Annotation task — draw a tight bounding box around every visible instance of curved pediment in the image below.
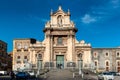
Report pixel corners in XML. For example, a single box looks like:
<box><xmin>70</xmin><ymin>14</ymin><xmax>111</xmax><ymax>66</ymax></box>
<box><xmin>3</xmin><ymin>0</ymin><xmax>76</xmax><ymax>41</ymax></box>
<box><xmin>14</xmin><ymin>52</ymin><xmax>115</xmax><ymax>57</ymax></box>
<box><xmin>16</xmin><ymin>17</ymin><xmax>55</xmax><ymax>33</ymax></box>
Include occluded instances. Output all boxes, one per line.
<box><xmin>51</xmin><ymin>6</ymin><xmax>70</xmax><ymax>16</ymax></box>
<box><xmin>45</xmin><ymin>6</ymin><xmax>74</xmax><ymax>28</ymax></box>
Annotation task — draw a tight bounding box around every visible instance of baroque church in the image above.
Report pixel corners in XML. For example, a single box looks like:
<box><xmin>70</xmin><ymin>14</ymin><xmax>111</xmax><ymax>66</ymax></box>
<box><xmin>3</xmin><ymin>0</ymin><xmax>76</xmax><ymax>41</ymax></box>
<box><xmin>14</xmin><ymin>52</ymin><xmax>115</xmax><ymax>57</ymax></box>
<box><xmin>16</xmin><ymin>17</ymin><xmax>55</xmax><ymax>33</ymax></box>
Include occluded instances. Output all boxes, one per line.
<box><xmin>13</xmin><ymin>6</ymin><xmax>120</xmax><ymax>72</ymax></box>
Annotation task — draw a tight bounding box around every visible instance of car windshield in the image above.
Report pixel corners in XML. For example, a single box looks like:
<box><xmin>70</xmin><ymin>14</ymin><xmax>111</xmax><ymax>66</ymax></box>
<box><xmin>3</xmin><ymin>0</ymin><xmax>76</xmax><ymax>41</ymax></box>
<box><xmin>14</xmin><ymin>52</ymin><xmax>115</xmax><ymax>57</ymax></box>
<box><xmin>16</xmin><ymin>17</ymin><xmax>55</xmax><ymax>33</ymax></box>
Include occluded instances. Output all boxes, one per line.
<box><xmin>17</xmin><ymin>72</ymin><xmax>25</xmax><ymax>74</ymax></box>
<box><xmin>103</xmin><ymin>72</ymin><xmax>112</xmax><ymax>75</ymax></box>
<box><xmin>29</xmin><ymin>71</ymin><xmax>33</xmax><ymax>73</ymax></box>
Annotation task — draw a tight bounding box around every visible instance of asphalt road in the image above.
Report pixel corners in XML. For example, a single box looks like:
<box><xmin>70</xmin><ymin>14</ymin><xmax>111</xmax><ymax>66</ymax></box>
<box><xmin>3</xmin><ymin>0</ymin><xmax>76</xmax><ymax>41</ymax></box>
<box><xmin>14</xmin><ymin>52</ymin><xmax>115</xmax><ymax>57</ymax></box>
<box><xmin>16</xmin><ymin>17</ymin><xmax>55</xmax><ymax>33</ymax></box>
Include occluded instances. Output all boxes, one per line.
<box><xmin>0</xmin><ymin>76</ymin><xmax>43</xmax><ymax>80</ymax></box>
<box><xmin>0</xmin><ymin>71</ymin><xmax>120</xmax><ymax>80</ymax></box>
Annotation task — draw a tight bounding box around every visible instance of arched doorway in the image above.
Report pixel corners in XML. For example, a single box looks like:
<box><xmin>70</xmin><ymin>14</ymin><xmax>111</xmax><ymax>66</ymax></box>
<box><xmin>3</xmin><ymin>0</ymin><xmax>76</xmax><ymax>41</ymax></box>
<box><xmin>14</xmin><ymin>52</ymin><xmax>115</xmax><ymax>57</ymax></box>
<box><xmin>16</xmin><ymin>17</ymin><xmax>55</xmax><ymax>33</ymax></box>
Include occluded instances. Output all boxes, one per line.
<box><xmin>36</xmin><ymin>53</ymin><xmax>43</xmax><ymax>71</ymax></box>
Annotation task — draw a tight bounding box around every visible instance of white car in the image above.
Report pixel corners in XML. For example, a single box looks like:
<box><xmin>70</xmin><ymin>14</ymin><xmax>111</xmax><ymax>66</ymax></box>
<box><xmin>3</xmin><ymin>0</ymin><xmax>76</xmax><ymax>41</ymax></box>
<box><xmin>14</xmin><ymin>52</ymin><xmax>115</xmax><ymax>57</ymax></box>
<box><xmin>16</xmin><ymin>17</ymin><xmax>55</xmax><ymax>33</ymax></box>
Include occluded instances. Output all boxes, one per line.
<box><xmin>116</xmin><ymin>72</ymin><xmax>120</xmax><ymax>76</ymax></box>
<box><xmin>0</xmin><ymin>71</ymin><xmax>7</xmax><ymax>75</ymax></box>
<box><xmin>28</xmin><ymin>71</ymin><xmax>35</xmax><ymax>77</ymax></box>
<box><xmin>98</xmin><ymin>72</ymin><xmax>114</xmax><ymax>80</ymax></box>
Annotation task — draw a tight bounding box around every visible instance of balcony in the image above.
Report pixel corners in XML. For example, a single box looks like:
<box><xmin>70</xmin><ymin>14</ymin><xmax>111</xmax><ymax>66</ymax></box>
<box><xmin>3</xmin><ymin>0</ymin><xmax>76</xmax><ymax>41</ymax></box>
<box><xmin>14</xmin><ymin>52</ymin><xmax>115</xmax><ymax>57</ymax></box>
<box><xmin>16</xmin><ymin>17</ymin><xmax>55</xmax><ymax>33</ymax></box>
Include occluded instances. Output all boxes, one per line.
<box><xmin>53</xmin><ymin>44</ymin><xmax>67</xmax><ymax>47</ymax></box>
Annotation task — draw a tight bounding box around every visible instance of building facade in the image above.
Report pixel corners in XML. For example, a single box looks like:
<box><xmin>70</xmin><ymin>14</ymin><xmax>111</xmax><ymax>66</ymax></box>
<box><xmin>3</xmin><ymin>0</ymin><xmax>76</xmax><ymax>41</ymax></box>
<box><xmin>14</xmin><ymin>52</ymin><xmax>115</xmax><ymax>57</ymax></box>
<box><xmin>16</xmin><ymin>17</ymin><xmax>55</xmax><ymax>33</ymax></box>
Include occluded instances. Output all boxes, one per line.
<box><xmin>92</xmin><ymin>48</ymin><xmax>120</xmax><ymax>72</ymax></box>
<box><xmin>13</xmin><ymin>6</ymin><xmax>120</xmax><ymax>72</ymax></box>
<box><xmin>0</xmin><ymin>40</ymin><xmax>7</xmax><ymax>70</ymax></box>
<box><xmin>0</xmin><ymin>40</ymin><xmax>7</xmax><ymax>57</ymax></box>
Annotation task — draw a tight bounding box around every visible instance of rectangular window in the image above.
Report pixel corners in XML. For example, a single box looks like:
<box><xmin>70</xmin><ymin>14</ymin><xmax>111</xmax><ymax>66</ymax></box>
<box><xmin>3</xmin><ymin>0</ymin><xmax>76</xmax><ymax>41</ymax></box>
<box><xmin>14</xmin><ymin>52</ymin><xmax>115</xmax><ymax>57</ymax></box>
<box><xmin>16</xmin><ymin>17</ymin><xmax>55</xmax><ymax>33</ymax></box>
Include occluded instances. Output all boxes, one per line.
<box><xmin>17</xmin><ymin>50</ymin><xmax>21</xmax><ymax>52</ymax></box>
<box><xmin>95</xmin><ymin>61</ymin><xmax>97</xmax><ymax>66</ymax></box>
<box><xmin>106</xmin><ymin>67</ymin><xmax>109</xmax><ymax>71</ymax></box>
<box><xmin>94</xmin><ymin>52</ymin><xmax>98</xmax><ymax>58</ymax></box>
<box><xmin>16</xmin><ymin>61</ymin><xmax>21</xmax><ymax>64</ymax></box>
<box><xmin>24</xmin><ymin>49</ymin><xmax>28</xmax><ymax>52</ymax></box>
<box><xmin>118</xmin><ymin>61</ymin><xmax>120</xmax><ymax>66</ymax></box>
<box><xmin>0</xmin><ymin>44</ymin><xmax>2</xmax><ymax>49</ymax></box>
<box><xmin>17</xmin><ymin>56</ymin><xmax>20</xmax><ymax>59</ymax></box>
<box><xmin>58</xmin><ymin>37</ymin><xmax>62</xmax><ymax>44</ymax></box>
<box><xmin>24</xmin><ymin>56</ymin><xmax>27</xmax><ymax>59</ymax></box>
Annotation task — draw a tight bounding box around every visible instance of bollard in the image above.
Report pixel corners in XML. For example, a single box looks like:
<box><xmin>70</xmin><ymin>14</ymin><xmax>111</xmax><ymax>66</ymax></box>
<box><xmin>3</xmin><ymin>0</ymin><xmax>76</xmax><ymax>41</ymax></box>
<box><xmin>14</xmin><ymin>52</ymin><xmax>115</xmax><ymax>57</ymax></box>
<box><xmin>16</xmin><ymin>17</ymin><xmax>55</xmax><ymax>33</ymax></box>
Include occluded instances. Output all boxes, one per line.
<box><xmin>44</xmin><ymin>73</ymin><xmax>47</xmax><ymax>78</ymax></box>
<box><xmin>73</xmin><ymin>73</ymin><xmax>75</xmax><ymax>78</ymax></box>
<box><xmin>81</xmin><ymin>73</ymin><xmax>84</xmax><ymax>78</ymax></box>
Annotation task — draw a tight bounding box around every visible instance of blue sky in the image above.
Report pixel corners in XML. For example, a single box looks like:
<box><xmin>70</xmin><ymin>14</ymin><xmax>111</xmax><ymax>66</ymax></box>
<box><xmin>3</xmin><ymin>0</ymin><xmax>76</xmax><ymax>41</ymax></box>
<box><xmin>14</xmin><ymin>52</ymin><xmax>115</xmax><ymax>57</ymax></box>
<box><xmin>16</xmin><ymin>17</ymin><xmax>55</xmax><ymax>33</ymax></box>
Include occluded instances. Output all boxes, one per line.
<box><xmin>0</xmin><ymin>0</ymin><xmax>120</xmax><ymax>52</ymax></box>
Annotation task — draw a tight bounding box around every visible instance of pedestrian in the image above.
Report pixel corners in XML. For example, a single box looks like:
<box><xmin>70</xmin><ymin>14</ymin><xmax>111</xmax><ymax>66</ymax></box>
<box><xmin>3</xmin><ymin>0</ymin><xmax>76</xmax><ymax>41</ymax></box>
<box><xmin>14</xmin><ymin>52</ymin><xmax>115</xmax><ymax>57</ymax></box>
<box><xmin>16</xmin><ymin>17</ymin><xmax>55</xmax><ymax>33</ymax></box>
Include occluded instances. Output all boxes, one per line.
<box><xmin>60</xmin><ymin>64</ymin><xmax>62</xmax><ymax>69</ymax></box>
<box><xmin>10</xmin><ymin>71</ymin><xmax>15</xmax><ymax>80</ymax></box>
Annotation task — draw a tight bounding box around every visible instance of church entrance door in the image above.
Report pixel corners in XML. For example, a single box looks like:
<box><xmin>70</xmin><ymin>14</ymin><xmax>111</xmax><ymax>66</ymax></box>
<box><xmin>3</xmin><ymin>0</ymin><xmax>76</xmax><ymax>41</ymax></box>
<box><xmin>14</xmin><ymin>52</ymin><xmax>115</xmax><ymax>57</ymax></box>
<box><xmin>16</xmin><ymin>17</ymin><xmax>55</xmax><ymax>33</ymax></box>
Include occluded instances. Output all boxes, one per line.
<box><xmin>56</xmin><ymin>55</ymin><xmax>64</xmax><ymax>69</ymax></box>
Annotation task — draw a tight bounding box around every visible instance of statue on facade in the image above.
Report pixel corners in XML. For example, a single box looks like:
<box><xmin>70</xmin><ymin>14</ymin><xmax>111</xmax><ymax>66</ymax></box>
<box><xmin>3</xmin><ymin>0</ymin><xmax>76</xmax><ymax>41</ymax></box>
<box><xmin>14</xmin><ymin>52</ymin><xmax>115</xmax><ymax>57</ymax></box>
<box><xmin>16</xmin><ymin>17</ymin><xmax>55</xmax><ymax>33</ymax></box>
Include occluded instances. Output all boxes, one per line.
<box><xmin>57</xmin><ymin>15</ymin><xmax>62</xmax><ymax>27</ymax></box>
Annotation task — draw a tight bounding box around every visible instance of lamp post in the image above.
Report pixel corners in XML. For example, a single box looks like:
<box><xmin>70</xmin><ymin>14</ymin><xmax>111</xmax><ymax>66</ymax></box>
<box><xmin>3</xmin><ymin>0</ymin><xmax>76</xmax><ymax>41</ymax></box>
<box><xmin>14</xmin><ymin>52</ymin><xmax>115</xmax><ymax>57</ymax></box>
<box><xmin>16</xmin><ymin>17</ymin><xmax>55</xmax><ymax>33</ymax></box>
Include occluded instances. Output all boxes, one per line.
<box><xmin>78</xmin><ymin>53</ymin><xmax>83</xmax><ymax>75</ymax></box>
<box><xmin>37</xmin><ymin>59</ymin><xmax>39</xmax><ymax>74</ymax></box>
<box><xmin>37</xmin><ymin>54</ymin><xmax>42</xmax><ymax>76</ymax></box>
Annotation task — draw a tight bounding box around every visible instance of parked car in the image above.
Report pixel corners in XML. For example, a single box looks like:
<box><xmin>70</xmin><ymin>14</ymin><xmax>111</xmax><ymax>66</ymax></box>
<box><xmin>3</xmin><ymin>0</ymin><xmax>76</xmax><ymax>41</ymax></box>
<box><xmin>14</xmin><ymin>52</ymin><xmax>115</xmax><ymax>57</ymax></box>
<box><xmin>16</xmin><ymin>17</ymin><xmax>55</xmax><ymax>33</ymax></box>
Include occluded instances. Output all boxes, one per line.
<box><xmin>109</xmin><ymin>71</ymin><xmax>117</xmax><ymax>76</ymax></box>
<box><xmin>28</xmin><ymin>71</ymin><xmax>35</xmax><ymax>77</ymax></box>
<box><xmin>13</xmin><ymin>71</ymin><xmax>18</xmax><ymax>75</ymax></box>
<box><xmin>15</xmin><ymin>72</ymin><xmax>30</xmax><ymax>79</ymax></box>
<box><xmin>0</xmin><ymin>71</ymin><xmax>7</xmax><ymax>76</ymax></box>
<box><xmin>116</xmin><ymin>72</ymin><xmax>120</xmax><ymax>76</ymax></box>
<box><xmin>98</xmin><ymin>72</ymin><xmax>114</xmax><ymax>80</ymax></box>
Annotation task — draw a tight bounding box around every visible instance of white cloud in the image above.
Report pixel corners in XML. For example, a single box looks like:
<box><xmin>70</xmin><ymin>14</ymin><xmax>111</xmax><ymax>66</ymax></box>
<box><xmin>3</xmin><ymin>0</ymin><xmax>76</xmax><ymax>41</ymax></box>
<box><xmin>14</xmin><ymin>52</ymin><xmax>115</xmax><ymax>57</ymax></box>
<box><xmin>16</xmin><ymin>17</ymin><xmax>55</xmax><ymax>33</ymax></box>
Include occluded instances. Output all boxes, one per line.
<box><xmin>111</xmin><ymin>0</ymin><xmax>120</xmax><ymax>8</ymax></box>
<box><xmin>81</xmin><ymin>14</ymin><xmax>96</xmax><ymax>24</ymax></box>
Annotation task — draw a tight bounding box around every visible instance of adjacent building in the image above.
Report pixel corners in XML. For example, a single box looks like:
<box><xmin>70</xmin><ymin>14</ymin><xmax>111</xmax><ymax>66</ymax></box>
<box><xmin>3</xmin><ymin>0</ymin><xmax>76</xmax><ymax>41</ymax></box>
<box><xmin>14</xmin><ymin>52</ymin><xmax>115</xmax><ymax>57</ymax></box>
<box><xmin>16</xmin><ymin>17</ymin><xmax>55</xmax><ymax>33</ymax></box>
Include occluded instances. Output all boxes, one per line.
<box><xmin>92</xmin><ymin>48</ymin><xmax>120</xmax><ymax>72</ymax></box>
<box><xmin>0</xmin><ymin>40</ymin><xmax>7</xmax><ymax>70</ymax></box>
<box><xmin>12</xmin><ymin>6</ymin><xmax>120</xmax><ymax>72</ymax></box>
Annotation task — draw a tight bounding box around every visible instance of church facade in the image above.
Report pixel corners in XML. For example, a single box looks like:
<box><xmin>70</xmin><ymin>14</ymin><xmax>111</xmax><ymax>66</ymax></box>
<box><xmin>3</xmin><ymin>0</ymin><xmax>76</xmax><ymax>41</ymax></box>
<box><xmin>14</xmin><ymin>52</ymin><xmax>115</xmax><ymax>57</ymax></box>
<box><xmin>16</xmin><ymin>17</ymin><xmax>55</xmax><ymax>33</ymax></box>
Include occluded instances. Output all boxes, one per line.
<box><xmin>12</xmin><ymin>6</ymin><xmax>120</xmax><ymax>72</ymax></box>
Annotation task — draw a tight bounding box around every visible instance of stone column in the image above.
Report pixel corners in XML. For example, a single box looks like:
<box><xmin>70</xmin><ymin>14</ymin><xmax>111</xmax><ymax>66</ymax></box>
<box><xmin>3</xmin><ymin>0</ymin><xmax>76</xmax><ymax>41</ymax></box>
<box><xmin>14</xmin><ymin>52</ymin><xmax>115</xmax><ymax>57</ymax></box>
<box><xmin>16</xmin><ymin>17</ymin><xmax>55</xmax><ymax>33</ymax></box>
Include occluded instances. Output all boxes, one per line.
<box><xmin>50</xmin><ymin>35</ymin><xmax>53</xmax><ymax>62</ymax></box>
<box><xmin>67</xmin><ymin>35</ymin><xmax>73</xmax><ymax>62</ymax></box>
<box><xmin>44</xmin><ymin>35</ymin><xmax>51</xmax><ymax>66</ymax></box>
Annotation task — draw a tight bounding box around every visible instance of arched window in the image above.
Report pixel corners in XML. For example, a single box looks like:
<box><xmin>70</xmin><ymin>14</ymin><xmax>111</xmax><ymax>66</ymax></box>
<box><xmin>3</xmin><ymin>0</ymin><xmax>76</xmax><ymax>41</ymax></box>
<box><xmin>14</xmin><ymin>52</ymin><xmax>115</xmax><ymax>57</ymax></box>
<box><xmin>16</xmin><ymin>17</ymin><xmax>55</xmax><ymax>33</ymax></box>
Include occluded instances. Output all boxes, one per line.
<box><xmin>95</xmin><ymin>61</ymin><xmax>97</xmax><ymax>66</ymax></box>
<box><xmin>105</xmin><ymin>61</ymin><xmax>109</xmax><ymax>71</ymax></box>
<box><xmin>38</xmin><ymin>54</ymin><xmax>42</xmax><ymax>59</ymax></box>
<box><xmin>106</xmin><ymin>52</ymin><xmax>108</xmax><ymax>57</ymax></box>
<box><xmin>17</xmin><ymin>43</ymin><xmax>21</xmax><ymax>49</ymax></box>
<box><xmin>24</xmin><ymin>43</ymin><xmax>28</xmax><ymax>50</ymax></box>
<box><xmin>118</xmin><ymin>61</ymin><xmax>120</xmax><ymax>66</ymax></box>
<box><xmin>77</xmin><ymin>53</ymin><xmax>82</xmax><ymax>59</ymax></box>
<box><xmin>94</xmin><ymin>52</ymin><xmax>97</xmax><ymax>57</ymax></box>
<box><xmin>117</xmin><ymin>61</ymin><xmax>120</xmax><ymax>72</ymax></box>
<box><xmin>106</xmin><ymin>61</ymin><xmax>109</xmax><ymax>66</ymax></box>
<box><xmin>117</xmin><ymin>52</ymin><xmax>120</xmax><ymax>57</ymax></box>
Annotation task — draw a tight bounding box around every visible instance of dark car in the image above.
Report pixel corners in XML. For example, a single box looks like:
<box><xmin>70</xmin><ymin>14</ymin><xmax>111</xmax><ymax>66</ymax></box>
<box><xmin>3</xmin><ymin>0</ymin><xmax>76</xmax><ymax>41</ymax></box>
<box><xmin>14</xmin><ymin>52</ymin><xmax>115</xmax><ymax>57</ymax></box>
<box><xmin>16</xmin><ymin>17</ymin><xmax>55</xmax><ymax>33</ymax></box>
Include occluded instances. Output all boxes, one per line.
<box><xmin>109</xmin><ymin>71</ymin><xmax>117</xmax><ymax>76</ymax></box>
<box><xmin>15</xmin><ymin>72</ymin><xmax>30</xmax><ymax>79</ymax></box>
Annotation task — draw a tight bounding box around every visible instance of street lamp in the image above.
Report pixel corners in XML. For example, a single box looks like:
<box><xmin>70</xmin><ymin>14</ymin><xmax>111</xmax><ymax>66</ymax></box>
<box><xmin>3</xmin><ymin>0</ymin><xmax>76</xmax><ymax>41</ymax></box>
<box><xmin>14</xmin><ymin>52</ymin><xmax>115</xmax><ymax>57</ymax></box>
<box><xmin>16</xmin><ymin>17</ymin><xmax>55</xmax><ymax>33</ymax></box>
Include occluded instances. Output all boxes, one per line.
<box><xmin>37</xmin><ymin>54</ymin><xmax>42</xmax><ymax>75</ymax></box>
<box><xmin>78</xmin><ymin>53</ymin><xmax>83</xmax><ymax>75</ymax></box>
